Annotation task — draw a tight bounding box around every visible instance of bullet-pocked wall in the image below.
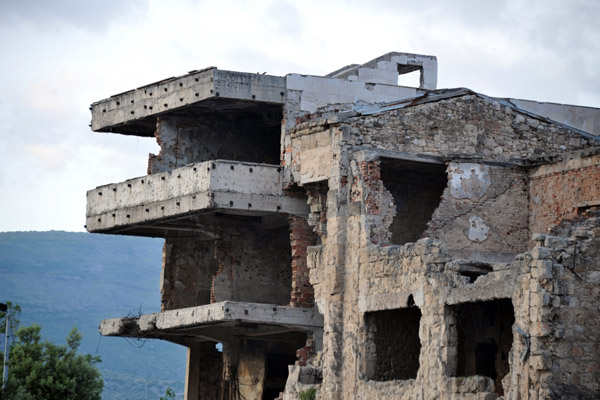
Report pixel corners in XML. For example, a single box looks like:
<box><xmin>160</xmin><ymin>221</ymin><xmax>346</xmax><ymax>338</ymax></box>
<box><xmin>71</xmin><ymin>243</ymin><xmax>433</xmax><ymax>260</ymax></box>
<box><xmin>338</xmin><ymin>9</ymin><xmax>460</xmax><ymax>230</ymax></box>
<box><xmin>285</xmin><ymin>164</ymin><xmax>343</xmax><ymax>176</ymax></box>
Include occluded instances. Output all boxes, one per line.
<box><xmin>161</xmin><ymin>218</ymin><xmax>294</xmax><ymax>309</ymax></box>
<box><xmin>149</xmin><ymin>108</ymin><xmax>282</xmax><ymax>174</ymax></box>
<box><xmin>212</xmin><ymin>224</ymin><xmax>292</xmax><ymax>305</ymax></box>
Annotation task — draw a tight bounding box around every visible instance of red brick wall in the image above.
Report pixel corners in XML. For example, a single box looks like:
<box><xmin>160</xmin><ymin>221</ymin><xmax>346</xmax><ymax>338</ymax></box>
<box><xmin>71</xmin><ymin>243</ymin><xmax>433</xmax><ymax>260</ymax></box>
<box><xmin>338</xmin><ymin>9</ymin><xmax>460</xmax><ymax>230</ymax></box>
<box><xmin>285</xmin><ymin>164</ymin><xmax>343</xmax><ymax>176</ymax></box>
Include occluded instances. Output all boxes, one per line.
<box><xmin>351</xmin><ymin>161</ymin><xmax>383</xmax><ymax>215</ymax></box>
<box><xmin>296</xmin><ymin>332</ymin><xmax>316</xmax><ymax>366</ymax></box>
<box><xmin>530</xmin><ymin>155</ymin><xmax>600</xmax><ymax>235</ymax></box>
<box><xmin>289</xmin><ymin>216</ymin><xmax>317</xmax><ymax>308</ymax></box>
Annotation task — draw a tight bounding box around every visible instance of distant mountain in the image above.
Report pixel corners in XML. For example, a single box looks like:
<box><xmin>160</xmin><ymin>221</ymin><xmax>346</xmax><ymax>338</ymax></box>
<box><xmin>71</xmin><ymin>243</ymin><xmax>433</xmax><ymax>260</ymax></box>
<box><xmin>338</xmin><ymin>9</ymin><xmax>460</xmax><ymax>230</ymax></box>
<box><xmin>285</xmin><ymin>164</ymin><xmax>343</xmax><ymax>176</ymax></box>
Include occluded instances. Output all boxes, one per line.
<box><xmin>0</xmin><ymin>231</ymin><xmax>187</xmax><ymax>400</ymax></box>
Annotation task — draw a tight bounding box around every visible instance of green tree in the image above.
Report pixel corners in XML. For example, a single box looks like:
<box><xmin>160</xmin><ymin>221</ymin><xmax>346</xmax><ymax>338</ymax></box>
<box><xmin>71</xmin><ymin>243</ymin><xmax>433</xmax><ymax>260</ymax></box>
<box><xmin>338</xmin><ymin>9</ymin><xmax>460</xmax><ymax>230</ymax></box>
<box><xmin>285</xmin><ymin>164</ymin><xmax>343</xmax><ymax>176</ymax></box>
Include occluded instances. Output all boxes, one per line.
<box><xmin>0</xmin><ymin>302</ymin><xmax>21</xmax><ymax>336</ymax></box>
<box><xmin>159</xmin><ymin>387</ymin><xmax>176</xmax><ymax>400</ymax></box>
<box><xmin>0</xmin><ymin>305</ymin><xmax>103</xmax><ymax>400</ymax></box>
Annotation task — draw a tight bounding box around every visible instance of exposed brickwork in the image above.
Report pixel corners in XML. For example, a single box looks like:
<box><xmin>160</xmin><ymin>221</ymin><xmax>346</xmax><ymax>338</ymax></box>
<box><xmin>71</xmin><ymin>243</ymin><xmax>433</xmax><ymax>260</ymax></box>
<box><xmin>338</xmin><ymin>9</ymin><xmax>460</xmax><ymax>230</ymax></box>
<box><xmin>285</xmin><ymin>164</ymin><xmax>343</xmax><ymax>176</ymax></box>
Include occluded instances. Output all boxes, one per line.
<box><xmin>530</xmin><ymin>154</ymin><xmax>600</xmax><ymax>235</ymax></box>
<box><xmin>289</xmin><ymin>216</ymin><xmax>317</xmax><ymax>308</ymax></box>
<box><xmin>357</xmin><ymin>161</ymin><xmax>382</xmax><ymax>215</ymax></box>
<box><xmin>295</xmin><ymin>333</ymin><xmax>316</xmax><ymax>366</ymax></box>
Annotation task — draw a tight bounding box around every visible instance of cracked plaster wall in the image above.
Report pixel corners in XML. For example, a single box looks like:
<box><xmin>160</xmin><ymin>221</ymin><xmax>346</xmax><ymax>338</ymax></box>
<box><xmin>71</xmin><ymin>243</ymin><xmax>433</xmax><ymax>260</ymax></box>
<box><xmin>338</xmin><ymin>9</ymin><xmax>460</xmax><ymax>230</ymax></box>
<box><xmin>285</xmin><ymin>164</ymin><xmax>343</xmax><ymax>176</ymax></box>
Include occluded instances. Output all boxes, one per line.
<box><xmin>424</xmin><ymin>163</ymin><xmax>530</xmax><ymax>262</ymax></box>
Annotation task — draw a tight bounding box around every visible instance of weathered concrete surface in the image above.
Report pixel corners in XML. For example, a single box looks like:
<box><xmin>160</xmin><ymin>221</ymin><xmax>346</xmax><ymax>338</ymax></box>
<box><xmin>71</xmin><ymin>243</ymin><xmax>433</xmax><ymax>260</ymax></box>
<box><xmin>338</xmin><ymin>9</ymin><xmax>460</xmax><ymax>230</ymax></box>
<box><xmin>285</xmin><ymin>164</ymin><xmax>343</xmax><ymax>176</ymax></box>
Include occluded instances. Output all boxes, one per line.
<box><xmin>90</xmin><ymin>68</ymin><xmax>286</xmax><ymax>136</ymax></box>
<box><xmin>99</xmin><ymin>301</ymin><xmax>324</xmax><ymax>344</ymax></box>
<box><xmin>510</xmin><ymin>98</ymin><xmax>600</xmax><ymax>136</ymax></box>
<box><xmin>148</xmin><ymin>114</ymin><xmax>281</xmax><ymax>174</ymax></box>
<box><xmin>86</xmin><ymin>160</ymin><xmax>308</xmax><ymax>234</ymax></box>
<box><xmin>327</xmin><ymin>52</ymin><xmax>438</xmax><ymax>90</ymax></box>
<box><xmin>285</xmin><ymin>74</ymin><xmax>419</xmax><ymax>115</ymax></box>
<box><xmin>87</xmin><ymin>52</ymin><xmax>600</xmax><ymax>400</ymax></box>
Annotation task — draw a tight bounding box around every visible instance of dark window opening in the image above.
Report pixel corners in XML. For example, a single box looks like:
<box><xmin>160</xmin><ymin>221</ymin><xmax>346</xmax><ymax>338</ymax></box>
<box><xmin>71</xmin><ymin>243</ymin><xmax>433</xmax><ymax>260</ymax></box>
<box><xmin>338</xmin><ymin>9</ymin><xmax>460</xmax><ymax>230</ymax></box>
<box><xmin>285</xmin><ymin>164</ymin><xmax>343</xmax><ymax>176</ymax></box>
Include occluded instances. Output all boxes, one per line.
<box><xmin>380</xmin><ymin>158</ymin><xmax>446</xmax><ymax>245</ymax></box>
<box><xmin>262</xmin><ymin>352</ymin><xmax>297</xmax><ymax>400</ymax></box>
<box><xmin>452</xmin><ymin>299</ymin><xmax>515</xmax><ymax>396</ymax></box>
<box><xmin>150</xmin><ymin>104</ymin><xmax>283</xmax><ymax>174</ymax></box>
<box><xmin>450</xmin><ymin>260</ymin><xmax>494</xmax><ymax>284</ymax></box>
<box><xmin>365</xmin><ymin>307</ymin><xmax>422</xmax><ymax>381</ymax></box>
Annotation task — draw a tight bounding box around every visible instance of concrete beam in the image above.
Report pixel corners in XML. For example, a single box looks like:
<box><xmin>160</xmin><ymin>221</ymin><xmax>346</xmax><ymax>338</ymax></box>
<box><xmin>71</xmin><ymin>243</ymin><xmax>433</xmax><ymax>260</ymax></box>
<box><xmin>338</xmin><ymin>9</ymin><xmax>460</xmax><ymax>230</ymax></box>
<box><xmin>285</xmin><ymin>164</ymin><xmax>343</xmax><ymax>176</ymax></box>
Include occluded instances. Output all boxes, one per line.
<box><xmin>86</xmin><ymin>160</ymin><xmax>309</xmax><ymax>233</ymax></box>
<box><xmin>90</xmin><ymin>68</ymin><xmax>286</xmax><ymax>136</ymax></box>
<box><xmin>99</xmin><ymin>301</ymin><xmax>324</xmax><ymax>343</ymax></box>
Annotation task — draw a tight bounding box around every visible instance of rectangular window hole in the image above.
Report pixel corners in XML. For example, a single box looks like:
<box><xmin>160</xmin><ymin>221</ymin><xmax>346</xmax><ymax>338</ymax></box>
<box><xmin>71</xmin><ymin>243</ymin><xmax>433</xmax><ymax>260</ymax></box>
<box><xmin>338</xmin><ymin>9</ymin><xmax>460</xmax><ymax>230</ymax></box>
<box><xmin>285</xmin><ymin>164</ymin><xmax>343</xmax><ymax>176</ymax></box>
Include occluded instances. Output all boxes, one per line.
<box><xmin>365</xmin><ymin>306</ymin><xmax>421</xmax><ymax>381</ymax></box>
<box><xmin>451</xmin><ymin>299</ymin><xmax>514</xmax><ymax>396</ymax></box>
<box><xmin>397</xmin><ymin>68</ymin><xmax>421</xmax><ymax>88</ymax></box>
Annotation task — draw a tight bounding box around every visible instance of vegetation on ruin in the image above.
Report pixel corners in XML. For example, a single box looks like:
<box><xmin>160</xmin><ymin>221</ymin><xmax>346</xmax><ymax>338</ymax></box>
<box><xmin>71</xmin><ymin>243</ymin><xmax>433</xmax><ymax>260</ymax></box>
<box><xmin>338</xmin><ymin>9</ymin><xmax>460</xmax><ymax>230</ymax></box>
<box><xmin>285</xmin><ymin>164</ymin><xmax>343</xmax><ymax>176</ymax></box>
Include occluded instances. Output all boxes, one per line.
<box><xmin>0</xmin><ymin>302</ymin><xmax>103</xmax><ymax>400</ymax></box>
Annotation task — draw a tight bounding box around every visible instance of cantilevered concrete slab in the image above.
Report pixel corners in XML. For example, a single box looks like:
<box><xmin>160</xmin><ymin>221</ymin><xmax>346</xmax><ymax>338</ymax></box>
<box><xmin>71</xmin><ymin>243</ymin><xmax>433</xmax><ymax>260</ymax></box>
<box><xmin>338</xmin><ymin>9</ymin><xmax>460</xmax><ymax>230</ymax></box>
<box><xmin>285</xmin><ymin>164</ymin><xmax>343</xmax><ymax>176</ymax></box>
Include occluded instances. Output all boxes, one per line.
<box><xmin>90</xmin><ymin>68</ymin><xmax>286</xmax><ymax>136</ymax></box>
<box><xmin>100</xmin><ymin>301</ymin><xmax>324</xmax><ymax>347</ymax></box>
<box><xmin>86</xmin><ymin>160</ymin><xmax>308</xmax><ymax>236</ymax></box>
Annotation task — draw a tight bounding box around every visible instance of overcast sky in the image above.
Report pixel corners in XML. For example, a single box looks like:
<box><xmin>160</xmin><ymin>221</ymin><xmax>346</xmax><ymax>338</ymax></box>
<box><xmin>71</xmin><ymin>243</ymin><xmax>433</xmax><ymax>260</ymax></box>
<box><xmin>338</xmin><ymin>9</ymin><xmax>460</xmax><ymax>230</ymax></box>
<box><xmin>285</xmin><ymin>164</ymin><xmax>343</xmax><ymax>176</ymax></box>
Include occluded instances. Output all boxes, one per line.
<box><xmin>1</xmin><ymin>0</ymin><xmax>598</xmax><ymax>232</ymax></box>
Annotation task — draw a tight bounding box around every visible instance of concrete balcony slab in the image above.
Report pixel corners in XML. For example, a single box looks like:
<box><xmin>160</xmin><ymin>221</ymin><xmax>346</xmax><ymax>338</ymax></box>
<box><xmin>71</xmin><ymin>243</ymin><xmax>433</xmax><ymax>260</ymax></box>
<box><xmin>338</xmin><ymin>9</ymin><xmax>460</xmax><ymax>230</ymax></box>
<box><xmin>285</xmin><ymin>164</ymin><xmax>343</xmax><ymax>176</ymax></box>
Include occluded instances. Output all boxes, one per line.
<box><xmin>86</xmin><ymin>160</ymin><xmax>308</xmax><ymax>236</ymax></box>
<box><xmin>99</xmin><ymin>301</ymin><xmax>323</xmax><ymax>347</ymax></box>
<box><xmin>90</xmin><ymin>68</ymin><xmax>285</xmax><ymax>136</ymax></box>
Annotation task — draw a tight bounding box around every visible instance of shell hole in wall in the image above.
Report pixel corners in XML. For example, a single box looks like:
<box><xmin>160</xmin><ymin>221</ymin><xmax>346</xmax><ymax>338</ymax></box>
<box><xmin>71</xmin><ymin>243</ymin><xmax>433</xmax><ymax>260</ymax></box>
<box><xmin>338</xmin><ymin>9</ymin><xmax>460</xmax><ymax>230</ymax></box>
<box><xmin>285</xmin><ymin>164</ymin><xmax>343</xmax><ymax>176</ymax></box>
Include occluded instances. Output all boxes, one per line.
<box><xmin>380</xmin><ymin>158</ymin><xmax>447</xmax><ymax>245</ymax></box>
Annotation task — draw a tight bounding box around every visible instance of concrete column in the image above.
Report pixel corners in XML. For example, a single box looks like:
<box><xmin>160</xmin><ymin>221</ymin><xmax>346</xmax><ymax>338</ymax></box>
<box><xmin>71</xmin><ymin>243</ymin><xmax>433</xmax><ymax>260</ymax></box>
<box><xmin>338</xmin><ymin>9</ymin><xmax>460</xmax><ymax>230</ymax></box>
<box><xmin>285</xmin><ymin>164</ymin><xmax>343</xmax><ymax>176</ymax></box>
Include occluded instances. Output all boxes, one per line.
<box><xmin>184</xmin><ymin>347</ymin><xmax>201</xmax><ymax>400</ymax></box>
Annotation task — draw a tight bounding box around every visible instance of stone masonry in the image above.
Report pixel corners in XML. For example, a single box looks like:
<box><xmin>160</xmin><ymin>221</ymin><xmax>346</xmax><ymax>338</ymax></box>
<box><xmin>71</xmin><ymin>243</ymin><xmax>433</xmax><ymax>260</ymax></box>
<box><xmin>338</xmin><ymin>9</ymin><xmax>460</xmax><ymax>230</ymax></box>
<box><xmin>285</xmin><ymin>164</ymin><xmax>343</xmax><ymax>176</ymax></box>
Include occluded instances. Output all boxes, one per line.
<box><xmin>87</xmin><ymin>52</ymin><xmax>600</xmax><ymax>399</ymax></box>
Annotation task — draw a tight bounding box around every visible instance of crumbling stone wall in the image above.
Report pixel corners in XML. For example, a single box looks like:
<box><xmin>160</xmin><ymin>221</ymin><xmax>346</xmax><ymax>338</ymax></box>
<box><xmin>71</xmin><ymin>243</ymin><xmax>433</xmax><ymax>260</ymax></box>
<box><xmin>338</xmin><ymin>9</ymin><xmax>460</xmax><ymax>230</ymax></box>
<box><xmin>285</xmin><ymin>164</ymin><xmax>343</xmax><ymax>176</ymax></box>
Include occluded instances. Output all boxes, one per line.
<box><xmin>347</xmin><ymin>95</ymin><xmax>595</xmax><ymax>161</ymax></box>
<box><xmin>519</xmin><ymin>220</ymin><xmax>600</xmax><ymax>400</ymax></box>
<box><xmin>347</xmin><ymin>156</ymin><xmax>529</xmax><ymax>261</ymax></box>
<box><xmin>284</xmin><ymin>96</ymin><xmax>600</xmax><ymax>400</ymax></box>
<box><xmin>529</xmin><ymin>153</ymin><xmax>600</xmax><ymax>236</ymax></box>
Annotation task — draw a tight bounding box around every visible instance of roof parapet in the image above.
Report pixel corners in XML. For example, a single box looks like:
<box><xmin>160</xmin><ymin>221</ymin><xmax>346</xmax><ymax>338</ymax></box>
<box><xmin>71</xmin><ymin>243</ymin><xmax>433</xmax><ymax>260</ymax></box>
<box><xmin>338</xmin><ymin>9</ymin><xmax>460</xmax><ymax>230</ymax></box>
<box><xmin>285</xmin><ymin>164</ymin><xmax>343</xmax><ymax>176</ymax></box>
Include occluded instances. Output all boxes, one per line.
<box><xmin>326</xmin><ymin>52</ymin><xmax>438</xmax><ymax>90</ymax></box>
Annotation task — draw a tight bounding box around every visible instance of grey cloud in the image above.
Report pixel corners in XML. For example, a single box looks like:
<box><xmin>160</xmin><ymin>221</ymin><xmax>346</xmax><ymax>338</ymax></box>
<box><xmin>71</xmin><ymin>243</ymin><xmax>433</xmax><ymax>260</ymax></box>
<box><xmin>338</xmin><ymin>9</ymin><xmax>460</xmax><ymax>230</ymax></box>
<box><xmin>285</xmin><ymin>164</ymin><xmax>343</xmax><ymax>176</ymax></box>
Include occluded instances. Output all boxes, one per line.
<box><xmin>1</xmin><ymin>0</ymin><xmax>149</xmax><ymax>32</ymax></box>
<box><xmin>265</xmin><ymin>0</ymin><xmax>304</xmax><ymax>37</ymax></box>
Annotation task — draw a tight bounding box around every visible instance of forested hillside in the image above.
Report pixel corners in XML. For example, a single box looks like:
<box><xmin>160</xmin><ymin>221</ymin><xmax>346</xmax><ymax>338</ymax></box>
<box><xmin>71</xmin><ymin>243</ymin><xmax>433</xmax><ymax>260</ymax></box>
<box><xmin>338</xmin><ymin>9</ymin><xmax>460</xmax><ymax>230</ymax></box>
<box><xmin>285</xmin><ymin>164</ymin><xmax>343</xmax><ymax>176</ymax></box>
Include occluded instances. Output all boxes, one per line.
<box><xmin>0</xmin><ymin>231</ymin><xmax>187</xmax><ymax>399</ymax></box>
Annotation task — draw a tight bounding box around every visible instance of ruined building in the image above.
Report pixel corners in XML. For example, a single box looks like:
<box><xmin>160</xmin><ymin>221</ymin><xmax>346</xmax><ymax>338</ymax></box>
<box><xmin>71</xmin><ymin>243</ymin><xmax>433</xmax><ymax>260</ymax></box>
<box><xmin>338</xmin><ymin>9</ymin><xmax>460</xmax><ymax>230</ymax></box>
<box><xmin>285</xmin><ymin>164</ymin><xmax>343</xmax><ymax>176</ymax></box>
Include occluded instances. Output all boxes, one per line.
<box><xmin>86</xmin><ymin>52</ymin><xmax>600</xmax><ymax>399</ymax></box>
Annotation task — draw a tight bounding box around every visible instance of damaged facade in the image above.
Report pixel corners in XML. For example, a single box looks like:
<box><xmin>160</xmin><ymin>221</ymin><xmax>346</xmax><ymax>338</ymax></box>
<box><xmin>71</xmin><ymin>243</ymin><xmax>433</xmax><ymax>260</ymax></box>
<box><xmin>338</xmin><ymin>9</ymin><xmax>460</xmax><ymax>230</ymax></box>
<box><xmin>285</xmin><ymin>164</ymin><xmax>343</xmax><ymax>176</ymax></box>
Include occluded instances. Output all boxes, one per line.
<box><xmin>86</xmin><ymin>52</ymin><xmax>600</xmax><ymax>399</ymax></box>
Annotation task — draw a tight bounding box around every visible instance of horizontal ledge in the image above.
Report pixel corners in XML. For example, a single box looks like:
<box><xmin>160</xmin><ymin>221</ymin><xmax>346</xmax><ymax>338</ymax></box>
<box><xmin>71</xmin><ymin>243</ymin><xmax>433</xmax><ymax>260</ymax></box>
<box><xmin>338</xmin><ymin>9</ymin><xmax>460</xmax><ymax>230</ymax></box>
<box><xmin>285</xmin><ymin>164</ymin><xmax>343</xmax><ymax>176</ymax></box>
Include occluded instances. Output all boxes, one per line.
<box><xmin>100</xmin><ymin>301</ymin><xmax>324</xmax><ymax>341</ymax></box>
